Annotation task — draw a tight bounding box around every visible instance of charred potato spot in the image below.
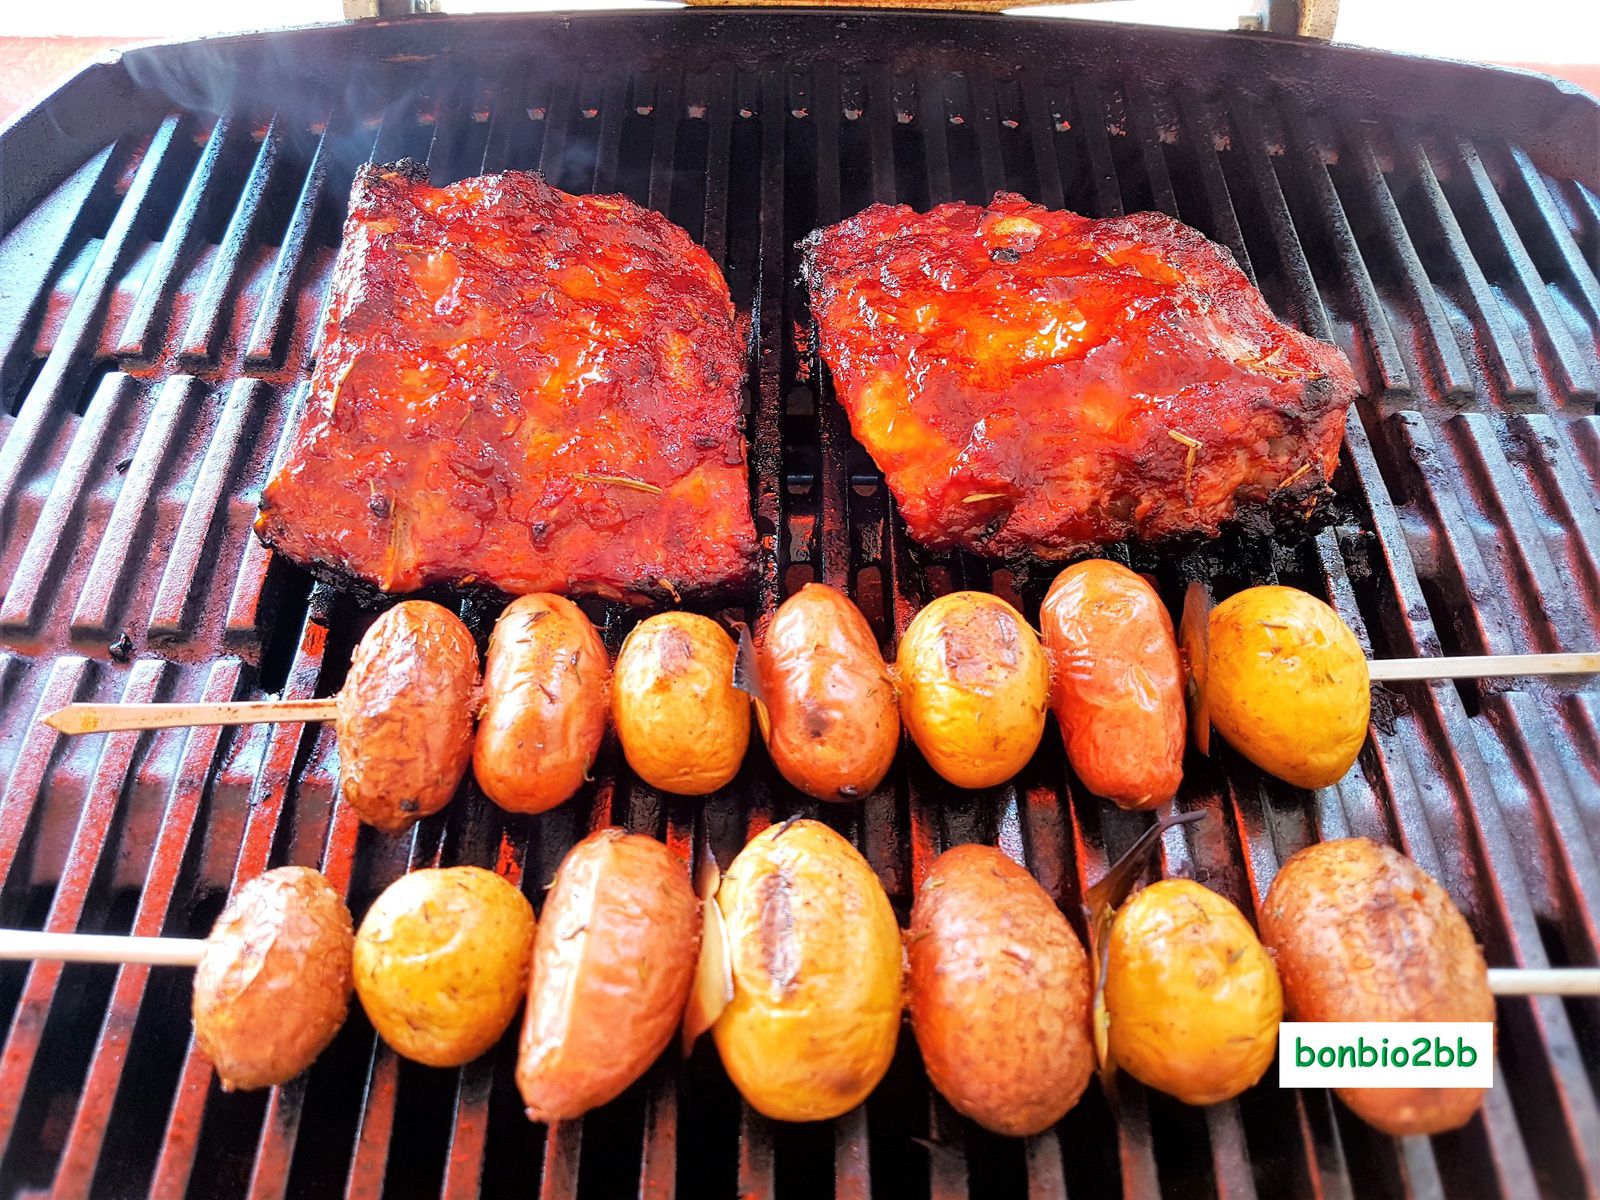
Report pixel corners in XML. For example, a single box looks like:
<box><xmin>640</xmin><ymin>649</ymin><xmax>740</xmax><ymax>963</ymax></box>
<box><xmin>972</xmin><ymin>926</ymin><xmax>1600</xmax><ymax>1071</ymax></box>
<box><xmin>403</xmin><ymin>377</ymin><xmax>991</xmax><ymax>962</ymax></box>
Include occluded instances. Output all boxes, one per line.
<box><xmin>353</xmin><ymin>866</ymin><xmax>535</xmax><ymax>1068</ymax></box>
<box><xmin>896</xmin><ymin>592</ymin><xmax>1048</xmax><ymax>790</ymax></box>
<box><xmin>193</xmin><ymin>867</ymin><xmax>354</xmax><ymax>1092</ymax></box>
<box><xmin>612</xmin><ymin>612</ymin><xmax>749</xmax><ymax>795</ymax></box>
<box><xmin>1261</xmin><ymin>838</ymin><xmax>1493</xmax><ymax>1136</ymax></box>
<box><xmin>713</xmin><ymin>820</ymin><xmax>901</xmax><ymax>1122</ymax></box>
<box><xmin>1104</xmin><ymin>879</ymin><xmax>1281</xmax><ymax>1107</ymax></box>
<box><xmin>907</xmin><ymin>845</ymin><xmax>1094</xmax><ymax>1137</ymax></box>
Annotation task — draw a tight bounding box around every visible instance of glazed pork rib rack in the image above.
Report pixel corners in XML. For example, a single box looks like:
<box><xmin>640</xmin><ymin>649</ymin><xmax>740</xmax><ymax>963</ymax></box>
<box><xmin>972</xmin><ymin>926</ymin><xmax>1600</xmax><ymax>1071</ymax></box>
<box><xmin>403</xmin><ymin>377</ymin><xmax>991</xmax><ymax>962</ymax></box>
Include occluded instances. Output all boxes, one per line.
<box><xmin>255</xmin><ymin>159</ymin><xmax>756</xmax><ymax>602</ymax></box>
<box><xmin>2</xmin><ymin>12</ymin><xmax>1599</xmax><ymax>1200</ymax></box>
<box><xmin>802</xmin><ymin>194</ymin><xmax>1358</xmax><ymax>558</ymax></box>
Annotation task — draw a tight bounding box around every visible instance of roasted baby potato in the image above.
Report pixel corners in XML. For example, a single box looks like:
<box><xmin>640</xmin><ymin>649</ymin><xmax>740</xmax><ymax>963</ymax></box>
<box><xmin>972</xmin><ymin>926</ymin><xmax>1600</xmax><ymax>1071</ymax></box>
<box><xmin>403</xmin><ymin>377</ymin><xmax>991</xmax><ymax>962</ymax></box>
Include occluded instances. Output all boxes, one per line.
<box><xmin>193</xmin><ymin>866</ymin><xmax>354</xmax><ymax>1091</ymax></box>
<box><xmin>907</xmin><ymin>844</ymin><xmax>1094</xmax><ymax>1136</ymax></box>
<box><xmin>612</xmin><ymin>612</ymin><xmax>749</xmax><ymax>795</ymax></box>
<box><xmin>1205</xmin><ymin>586</ymin><xmax>1369</xmax><ymax>789</ymax></box>
<box><xmin>1041</xmin><ymin>560</ymin><xmax>1185</xmax><ymax>809</ymax></box>
<box><xmin>756</xmin><ymin>583</ymin><xmax>899</xmax><ymax>802</ymax></box>
<box><xmin>337</xmin><ymin>600</ymin><xmax>480</xmax><ymax>832</ymax></box>
<box><xmin>1261</xmin><ymin>837</ymin><xmax>1494</xmax><ymax>1136</ymax></box>
<box><xmin>353</xmin><ymin>866</ymin><xmax>535</xmax><ymax>1067</ymax></box>
<box><xmin>896</xmin><ymin>591</ymin><xmax>1049</xmax><ymax>790</ymax></box>
<box><xmin>518</xmin><ymin>829</ymin><xmax>699</xmax><ymax>1121</ymax></box>
<box><xmin>475</xmin><ymin>594</ymin><xmax>609</xmax><ymax>815</ymax></box>
<box><xmin>1105</xmin><ymin>879</ymin><xmax>1281</xmax><ymax>1106</ymax></box>
<box><xmin>713</xmin><ymin>819</ymin><xmax>901</xmax><ymax>1122</ymax></box>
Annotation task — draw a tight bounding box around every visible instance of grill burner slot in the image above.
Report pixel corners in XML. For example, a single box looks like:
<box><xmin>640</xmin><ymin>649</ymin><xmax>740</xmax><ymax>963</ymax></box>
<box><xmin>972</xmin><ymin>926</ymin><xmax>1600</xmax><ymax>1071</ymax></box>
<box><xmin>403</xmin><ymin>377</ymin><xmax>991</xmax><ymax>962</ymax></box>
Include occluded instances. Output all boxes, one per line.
<box><xmin>0</xmin><ymin>13</ymin><xmax>1597</xmax><ymax>1199</ymax></box>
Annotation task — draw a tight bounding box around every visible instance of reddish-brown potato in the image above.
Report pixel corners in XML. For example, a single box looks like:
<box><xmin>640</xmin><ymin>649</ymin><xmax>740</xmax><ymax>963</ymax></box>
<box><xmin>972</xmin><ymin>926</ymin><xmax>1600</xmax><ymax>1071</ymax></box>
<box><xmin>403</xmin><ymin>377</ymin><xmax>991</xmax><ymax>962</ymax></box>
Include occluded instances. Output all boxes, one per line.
<box><xmin>907</xmin><ymin>844</ymin><xmax>1094</xmax><ymax>1136</ymax></box>
<box><xmin>193</xmin><ymin>867</ymin><xmax>354</xmax><ymax>1091</ymax></box>
<box><xmin>1261</xmin><ymin>838</ymin><xmax>1495</xmax><ymax>1136</ymax></box>
<box><xmin>337</xmin><ymin>600</ymin><xmax>480</xmax><ymax>832</ymax></box>
<box><xmin>518</xmin><ymin>829</ymin><xmax>700</xmax><ymax>1121</ymax></box>
<box><xmin>1040</xmin><ymin>560</ymin><xmax>1185</xmax><ymax>809</ymax></box>
<box><xmin>756</xmin><ymin>583</ymin><xmax>899</xmax><ymax>802</ymax></box>
<box><xmin>475</xmin><ymin>594</ymin><xmax>609</xmax><ymax>814</ymax></box>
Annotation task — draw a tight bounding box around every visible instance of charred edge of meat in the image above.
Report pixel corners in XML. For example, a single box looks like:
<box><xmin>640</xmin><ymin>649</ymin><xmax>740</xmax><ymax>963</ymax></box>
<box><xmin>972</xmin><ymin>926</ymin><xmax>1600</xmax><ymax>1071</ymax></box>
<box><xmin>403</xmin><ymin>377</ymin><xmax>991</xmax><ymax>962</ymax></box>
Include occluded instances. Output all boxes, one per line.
<box><xmin>264</xmin><ymin>544</ymin><xmax>758</xmax><ymax>612</ymax></box>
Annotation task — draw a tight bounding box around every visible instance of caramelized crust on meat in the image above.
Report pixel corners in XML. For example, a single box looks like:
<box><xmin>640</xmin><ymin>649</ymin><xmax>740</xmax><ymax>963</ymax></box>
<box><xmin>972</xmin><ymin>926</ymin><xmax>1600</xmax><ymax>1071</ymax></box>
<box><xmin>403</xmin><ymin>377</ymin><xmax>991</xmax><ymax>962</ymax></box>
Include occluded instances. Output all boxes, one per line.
<box><xmin>256</xmin><ymin>161</ymin><xmax>756</xmax><ymax>601</ymax></box>
<box><xmin>801</xmin><ymin>194</ymin><xmax>1358</xmax><ymax>558</ymax></box>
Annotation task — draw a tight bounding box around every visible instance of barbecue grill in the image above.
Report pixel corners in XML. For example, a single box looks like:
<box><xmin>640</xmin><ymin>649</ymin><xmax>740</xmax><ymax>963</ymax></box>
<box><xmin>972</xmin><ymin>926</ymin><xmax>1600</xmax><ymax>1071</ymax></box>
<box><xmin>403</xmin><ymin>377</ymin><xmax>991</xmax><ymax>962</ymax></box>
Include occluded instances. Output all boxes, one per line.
<box><xmin>1</xmin><ymin>10</ymin><xmax>1598</xmax><ymax>1199</ymax></box>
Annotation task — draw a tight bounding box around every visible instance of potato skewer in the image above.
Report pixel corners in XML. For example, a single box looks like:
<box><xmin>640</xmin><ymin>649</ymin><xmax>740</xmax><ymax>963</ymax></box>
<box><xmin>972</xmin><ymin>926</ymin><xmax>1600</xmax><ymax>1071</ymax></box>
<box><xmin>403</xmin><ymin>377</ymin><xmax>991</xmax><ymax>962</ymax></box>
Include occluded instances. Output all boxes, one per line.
<box><xmin>1179</xmin><ymin>580</ymin><xmax>1599</xmax><ymax>788</ymax></box>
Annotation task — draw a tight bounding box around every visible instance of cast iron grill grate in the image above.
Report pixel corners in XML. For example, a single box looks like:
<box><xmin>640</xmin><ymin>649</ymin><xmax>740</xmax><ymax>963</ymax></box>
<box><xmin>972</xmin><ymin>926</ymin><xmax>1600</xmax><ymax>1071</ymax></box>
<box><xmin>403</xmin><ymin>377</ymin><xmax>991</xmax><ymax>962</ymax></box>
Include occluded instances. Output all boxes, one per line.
<box><xmin>0</xmin><ymin>12</ymin><xmax>1596</xmax><ymax>1199</ymax></box>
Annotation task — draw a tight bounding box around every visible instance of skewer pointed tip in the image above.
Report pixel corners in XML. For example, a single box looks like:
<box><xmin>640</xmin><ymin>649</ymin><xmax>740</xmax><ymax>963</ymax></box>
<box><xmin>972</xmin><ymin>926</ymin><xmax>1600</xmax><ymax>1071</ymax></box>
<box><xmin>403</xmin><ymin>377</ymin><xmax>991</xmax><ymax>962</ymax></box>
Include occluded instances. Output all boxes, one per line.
<box><xmin>42</xmin><ymin>706</ymin><xmax>91</xmax><ymax>735</ymax></box>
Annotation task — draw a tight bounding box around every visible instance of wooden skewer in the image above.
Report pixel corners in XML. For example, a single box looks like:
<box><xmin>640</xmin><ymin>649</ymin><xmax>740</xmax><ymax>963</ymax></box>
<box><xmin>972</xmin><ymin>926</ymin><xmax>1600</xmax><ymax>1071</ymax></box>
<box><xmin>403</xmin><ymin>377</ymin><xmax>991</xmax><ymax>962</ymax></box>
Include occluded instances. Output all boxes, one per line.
<box><xmin>1486</xmin><ymin>967</ymin><xmax>1600</xmax><ymax>996</ymax></box>
<box><xmin>0</xmin><ymin>929</ymin><xmax>207</xmax><ymax>966</ymax></box>
<box><xmin>1367</xmin><ymin>652</ymin><xmax>1600</xmax><ymax>682</ymax></box>
<box><xmin>41</xmin><ymin>651</ymin><xmax>1598</xmax><ymax>739</ymax></box>
<box><xmin>43</xmin><ymin>696</ymin><xmax>341</xmax><ymax>736</ymax></box>
<box><xmin>1</xmin><ymin>927</ymin><xmax>1594</xmax><ymax>994</ymax></box>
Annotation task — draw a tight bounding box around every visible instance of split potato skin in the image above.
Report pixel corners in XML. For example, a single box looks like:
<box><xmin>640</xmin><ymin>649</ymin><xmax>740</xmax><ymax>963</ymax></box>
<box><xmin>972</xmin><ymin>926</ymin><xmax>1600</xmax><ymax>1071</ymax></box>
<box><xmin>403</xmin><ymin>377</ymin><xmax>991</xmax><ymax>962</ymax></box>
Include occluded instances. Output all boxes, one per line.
<box><xmin>1105</xmin><ymin>879</ymin><xmax>1281</xmax><ymax>1107</ymax></box>
<box><xmin>612</xmin><ymin>612</ymin><xmax>750</xmax><ymax>795</ymax></box>
<box><xmin>475</xmin><ymin>594</ymin><xmax>609</xmax><ymax>815</ymax></box>
<box><xmin>518</xmin><ymin>829</ymin><xmax>700</xmax><ymax>1121</ymax></box>
<box><xmin>713</xmin><ymin>819</ymin><xmax>902</xmax><ymax>1122</ymax></box>
<box><xmin>337</xmin><ymin>600</ymin><xmax>480</xmax><ymax>832</ymax></box>
<box><xmin>1040</xmin><ymin>561</ymin><xmax>1185</xmax><ymax>809</ymax></box>
<box><xmin>1261</xmin><ymin>837</ymin><xmax>1494</xmax><ymax>1136</ymax></box>
<box><xmin>896</xmin><ymin>591</ymin><xmax>1049</xmax><ymax>790</ymax></box>
<box><xmin>193</xmin><ymin>866</ymin><xmax>354</xmax><ymax>1091</ymax></box>
<box><xmin>907</xmin><ymin>844</ymin><xmax>1094</xmax><ymax>1136</ymax></box>
<box><xmin>756</xmin><ymin>583</ymin><xmax>900</xmax><ymax>802</ymax></box>
<box><xmin>354</xmin><ymin>867</ymin><xmax>535</xmax><ymax>1068</ymax></box>
<box><xmin>1205</xmin><ymin>586</ymin><xmax>1369</xmax><ymax>790</ymax></box>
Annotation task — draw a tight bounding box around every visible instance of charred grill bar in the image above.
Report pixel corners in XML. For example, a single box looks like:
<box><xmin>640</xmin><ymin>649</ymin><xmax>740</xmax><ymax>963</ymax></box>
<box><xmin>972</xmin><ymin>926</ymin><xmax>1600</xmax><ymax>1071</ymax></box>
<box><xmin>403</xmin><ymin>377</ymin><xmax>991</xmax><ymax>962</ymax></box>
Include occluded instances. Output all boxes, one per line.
<box><xmin>0</xmin><ymin>12</ymin><xmax>1597</xmax><ymax>1199</ymax></box>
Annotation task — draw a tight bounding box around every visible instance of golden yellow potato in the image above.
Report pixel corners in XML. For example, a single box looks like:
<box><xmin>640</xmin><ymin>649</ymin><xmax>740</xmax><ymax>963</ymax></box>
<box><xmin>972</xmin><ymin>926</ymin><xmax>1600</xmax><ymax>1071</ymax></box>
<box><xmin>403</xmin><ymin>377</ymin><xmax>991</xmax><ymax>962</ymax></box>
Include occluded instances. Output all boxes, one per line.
<box><xmin>895</xmin><ymin>591</ymin><xmax>1049</xmax><ymax>789</ymax></box>
<box><xmin>1105</xmin><ymin>878</ymin><xmax>1282</xmax><ymax>1106</ymax></box>
<box><xmin>193</xmin><ymin>867</ymin><xmax>354</xmax><ymax>1091</ymax></box>
<box><xmin>612</xmin><ymin>612</ymin><xmax>750</xmax><ymax>795</ymax></box>
<box><xmin>713</xmin><ymin>819</ymin><xmax>901</xmax><ymax>1121</ymax></box>
<box><xmin>1261</xmin><ymin>837</ymin><xmax>1494</xmax><ymax>1136</ymax></box>
<box><xmin>353</xmin><ymin>866</ymin><xmax>535</xmax><ymax>1068</ymax></box>
<box><xmin>907</xmin><ymin>844</ymin><xmax>1094</xmax><ymax>1136</ymax></box>
<box><xmin>1206</xmin><ymin>585</ymin><xmax>1369</xmax><ymax>789</ymax></box>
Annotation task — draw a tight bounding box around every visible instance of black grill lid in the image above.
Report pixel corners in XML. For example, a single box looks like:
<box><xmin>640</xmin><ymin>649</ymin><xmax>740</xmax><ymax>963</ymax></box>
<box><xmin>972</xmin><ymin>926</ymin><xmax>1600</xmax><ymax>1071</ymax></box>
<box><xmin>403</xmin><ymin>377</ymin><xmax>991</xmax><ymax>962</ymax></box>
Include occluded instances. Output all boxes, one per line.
<box><xmin>0</xmin><ymin>11</ymin><xmax>1597</xmax><ymax>1200</ymax></box>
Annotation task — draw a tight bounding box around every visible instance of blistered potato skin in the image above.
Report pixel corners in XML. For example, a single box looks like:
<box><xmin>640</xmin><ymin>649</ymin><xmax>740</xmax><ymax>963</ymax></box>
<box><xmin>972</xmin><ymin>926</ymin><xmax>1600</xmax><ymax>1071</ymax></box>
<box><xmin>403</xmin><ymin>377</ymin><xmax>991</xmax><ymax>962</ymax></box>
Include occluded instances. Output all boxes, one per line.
<box><xmin>896</xmin><ymin>592</ymin><xmax>1049</xmax><ymax>790</ymax></box>
<box><xmin>1105</xmin><ymin>879</ymin><xmax>1281</xmax><ymax>1106</ymax></box>
<box><xmin>908</xmin><ymin>845</ymin><xmax>1094</xmax><ymax>1136</ymax></box>
<box><xmin>193</xmin><ymin>867</ymin><xmax>354</xmax><ymax>1091</ymax></box>
<box><xmin>337</xmin><ymin>600</ymin><xmax>480</xmax><ymax>832</ymax></box>
<box><xmin>713</xmin><ymin>820</ymin><xmax>902</xmax><ymax>1122</ymax></box>
<box><xmin>612</xmin><ymin>612</ymin><xmax>750</xmax><ymax>795</ymax></box>
<box><xmin>354</xmin><ymin>867</ymin><xmax>535</xmax><ymax>1067</ymax></box>
<box><xmin>1262</xmin><ymin>838</ymin><xmax>1494</xmax><ymax>1136</ymax></box>
<box><xmin>757</xmin><ymin>584</ymin><xmax>899</xmax><ymax>802</ymax></box>
<box><xmin>1206</xmin><ymin>586</ymin><xmax>1369</xmax><ymax>790</ymax></box>
<box><xmin>1041</xmin><ymin>561</ymin><xmax>1185</xmax><ymax>809</ymax></box>
<box><xmin>518</xmin><ymin>829</ymin><xmax>699</xmax><ymax>1121</ymax></box>
<box><xmin>475</xmin><ymin>594</ymin><xmax>609</xmax><ymax>814</ymax></box>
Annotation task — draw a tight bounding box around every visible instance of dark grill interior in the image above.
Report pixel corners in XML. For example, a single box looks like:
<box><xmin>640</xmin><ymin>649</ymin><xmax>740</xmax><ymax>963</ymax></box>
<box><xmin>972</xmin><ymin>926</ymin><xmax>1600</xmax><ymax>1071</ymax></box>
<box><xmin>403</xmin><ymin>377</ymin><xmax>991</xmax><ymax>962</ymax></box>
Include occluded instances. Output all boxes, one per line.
<box><xmin>1</xmin><ymin>12</ymin><xmax>1597</xmax><ymax>1199</ymax></box>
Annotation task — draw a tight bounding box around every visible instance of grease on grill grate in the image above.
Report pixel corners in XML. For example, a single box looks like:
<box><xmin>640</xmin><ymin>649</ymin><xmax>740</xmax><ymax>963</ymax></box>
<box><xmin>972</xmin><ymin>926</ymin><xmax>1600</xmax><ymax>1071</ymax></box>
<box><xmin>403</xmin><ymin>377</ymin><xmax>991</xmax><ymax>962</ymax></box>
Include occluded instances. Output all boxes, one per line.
<box><xmin>0</xmin><ymin>15</ymin><xmax>1598</xmax><ymax>1200</ymax></box>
